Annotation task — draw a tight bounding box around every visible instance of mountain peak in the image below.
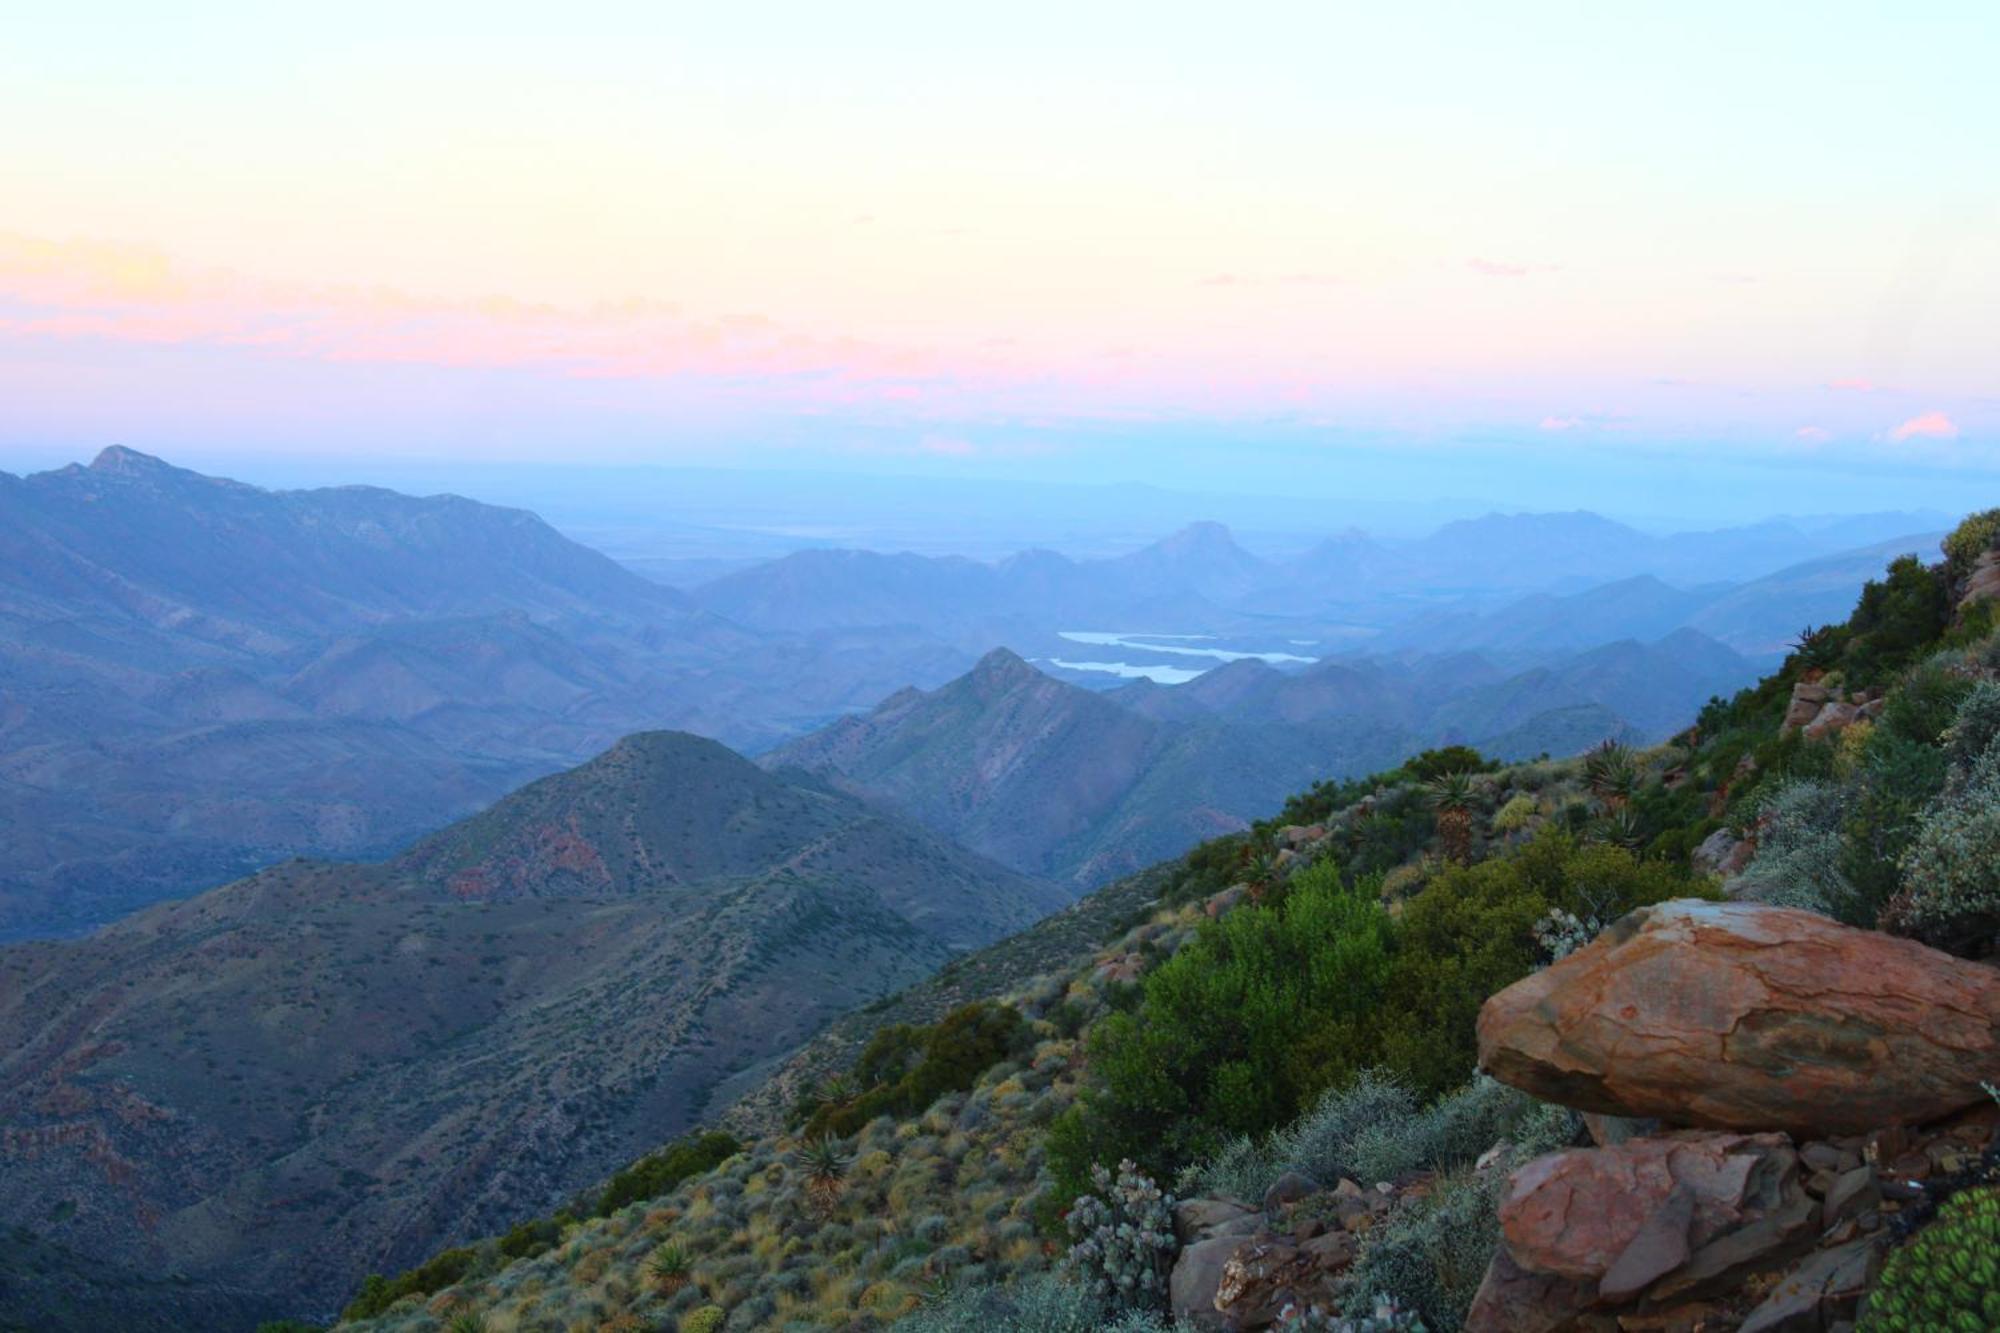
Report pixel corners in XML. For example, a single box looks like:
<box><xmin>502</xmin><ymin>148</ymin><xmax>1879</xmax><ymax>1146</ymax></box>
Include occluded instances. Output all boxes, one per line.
<box><xmin>89</xmin><ymin>445</ymin><xmax>179</xmax><ymax>477</ymax></box>
<box><xmin>1155</xmin><ymin>520</ymin><xmax>1240</xmax><ymax>554</ymax></box>
<box><xmin>969</xmin><ymin>646</ymin><xmax>1041</xmax><ymax>687</ymax></box>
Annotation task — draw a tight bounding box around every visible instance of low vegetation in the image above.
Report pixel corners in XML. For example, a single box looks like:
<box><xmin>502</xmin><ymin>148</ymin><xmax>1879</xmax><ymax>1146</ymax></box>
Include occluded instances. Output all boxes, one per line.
<box><xmin>325</xmin><ymin>512</ymin><xmax>2000</xmax><ymax>1332</ymax></box>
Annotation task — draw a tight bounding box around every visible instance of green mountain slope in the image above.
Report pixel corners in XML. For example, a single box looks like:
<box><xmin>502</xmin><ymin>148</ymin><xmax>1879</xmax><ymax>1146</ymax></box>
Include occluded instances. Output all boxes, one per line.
<box><xmin>0</xmin><ymin>732</ymin><xmax>1060</xmax><ymax>1324</ymax></box>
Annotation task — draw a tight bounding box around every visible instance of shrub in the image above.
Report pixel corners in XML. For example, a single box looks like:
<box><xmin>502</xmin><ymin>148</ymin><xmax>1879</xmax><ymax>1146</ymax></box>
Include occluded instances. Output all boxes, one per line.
<box><xmin>1891</xmin><ymin>757</ymin><xmax>2000</xmax><ymax>955</ymax></box>
<box><xmin>1858</xmin><ymin>1186</ymin><xmax>2000</xmax><ymax>1330</ymax></box>
<box><xmin>1943</xmin><ymin>508</ymin><xmax>2000</xmax><ymax>579</ymax></box>
<box><xmin>1881</xmin><ymin>659</ymin><xmax>1975</xmax><ymax>746</ymax></box>
<box><xmin>597</xmin><ymin>1132</ymin><xmax>741</xmax><ymax>1216</ymax></box>
<box><xmin>1379</xmin><ymin>831</ymin><xmax>1693</xmax><ymax>1097</ymax></box>
<box><xmin>498</xmin><ymin>1214</ymin><xmax>565</xmax><ymax>1260</ymax></box>
<box><xmin>1944</xmin><ymin>681</ymin><xmax>2000</xmax><ymax>771</ymax></box>
<box><xmin>1181</xmin><ymin>1071</ymin><xmax>1414</xmax><ymax>1202</ymax></box>
<box><xmin>341</xmin><ymin>1246</ymin><xmax>479</xmax><ymax>1320</ymax></box>
<box><xmin>1491</xmin><ymin>794</ymin><xmax>1538</xmax><ymax>835</ymax></box>
<box><xmin>809</xmin><ymin>1002</ymin><xmax>1030</xmax><ymax>1137</ymax></box>
<box><xmin>681</xmin><ymin>1307</ymin><xmax>726</xmax><ymax>1333</ymax></box>
<box><xmin>1053</xmin><ymin>862</ymin><xmax>1396</xmax><ymax>1185</ymax></box>
<box><xmin>1348</xmin><ymin>1169</ymin><xmax>1502</xmax><ymax>1333</ymax></box>
<box><xmin>1063</xmin><ymin>1161</ymin><xmax>1177</xmax><ymax>1313</ymax></box>
<box><xmin>890</xmin><ymin>1272</ymin><xmax>1180</xmax><ymax>1332</ymax></box>
<box><xmin>1729</xmin><ymin>779</ymin><xmax>1853</xmax><ymax>916</ymax></box>
<box><xmin>1346</xmin><ymin>1077</ymin><xmax>1567</xmax><ymax>1187</ymax></box>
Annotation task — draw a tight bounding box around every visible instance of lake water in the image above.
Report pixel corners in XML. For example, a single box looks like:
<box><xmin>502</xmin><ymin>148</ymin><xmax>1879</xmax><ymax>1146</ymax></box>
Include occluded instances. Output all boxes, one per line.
<box><xmin>1041</xmin><ymin>631</ymin><xmax>1320</xmax><ymax>684</ymax></box>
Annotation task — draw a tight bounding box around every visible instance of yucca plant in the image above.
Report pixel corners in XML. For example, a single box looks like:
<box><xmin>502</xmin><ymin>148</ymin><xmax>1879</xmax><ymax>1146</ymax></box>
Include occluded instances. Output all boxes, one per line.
<box><xmin>1583</xmin><ymin>740</ymin><xmax>1639</xmax><ymax>811</ymax></box>
<box><xmin>791</xmin><ymin>1137</ymin><xmax>853</xmax><ymax>1216</ymax></box>
<box><xmin>646</xmin><ymin>1240</ymin><xmax>692</xmax><ymax>1295</ymax></box>
<box><xmin>445</xmin><ymin>1314</ymin><xmax>488</xmax><ymax>1333</ymax></box>
<box><xmin>1425</xmin><ymin>772</ymin><xmax>1478</xmax><ymax>863</ymax></box>
<box><xmin>1598</xmin><ymin>807</ymin><xmax>1647</xmax><ymax>852</ymax></box>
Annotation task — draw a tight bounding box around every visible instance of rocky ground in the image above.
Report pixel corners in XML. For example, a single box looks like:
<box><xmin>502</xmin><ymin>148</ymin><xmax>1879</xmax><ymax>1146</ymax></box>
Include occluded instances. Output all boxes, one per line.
<box><xmin>1162</xmin><ymin>898</ymin><xmax>2000</xmax><ymax>1331</ymax></box>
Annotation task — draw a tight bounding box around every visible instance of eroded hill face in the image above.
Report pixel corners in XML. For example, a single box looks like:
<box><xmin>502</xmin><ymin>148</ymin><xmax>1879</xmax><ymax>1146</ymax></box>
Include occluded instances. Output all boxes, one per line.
<box><xmin>0</xmin><ymin>731</ymin><xmax>1061</xmax><ymax>1319</ymax></box>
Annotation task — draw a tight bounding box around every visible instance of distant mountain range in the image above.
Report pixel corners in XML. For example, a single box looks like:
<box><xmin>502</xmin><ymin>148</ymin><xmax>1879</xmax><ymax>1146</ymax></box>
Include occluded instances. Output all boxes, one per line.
<box><xmin>766</xmin><ymin>633</ymin><xmax>1754</xmax><ymax>889</ymax></box>
<box><xmin>0</xmin><ymin>731</ymin><xmax>1054</xmax><ymax>1320</ymax></box>
<box><xmin>0</xmin><ymin>449</ymin><xmax>975</xmax><ymax>938</ymax></box>
<box><xmin>0</xmin><ymin>448</ymin><xmax>1942</xmax><ymax>939</ymax></box>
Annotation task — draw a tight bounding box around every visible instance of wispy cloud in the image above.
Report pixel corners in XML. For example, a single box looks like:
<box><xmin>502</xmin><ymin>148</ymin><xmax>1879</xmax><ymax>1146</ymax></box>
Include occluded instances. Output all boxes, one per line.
<box><xmin>1538</xmin><ymin>415</ymin><xmax>1581</xmax><ymax>431</ymax></box>
<box><xmin>1826</xmin><ymin>377</ymin><xmax>1875</xmax><ymax>392</ymax></box>
<box><xmin>1890</xmin><ymin>410</ymin><xmax>1959</xmax><ymax>442</ymax></box>
<box><xmin>1794</xmin><ymin>425</ymin><xmax>1832</xmax><ymax>443</ymax></box>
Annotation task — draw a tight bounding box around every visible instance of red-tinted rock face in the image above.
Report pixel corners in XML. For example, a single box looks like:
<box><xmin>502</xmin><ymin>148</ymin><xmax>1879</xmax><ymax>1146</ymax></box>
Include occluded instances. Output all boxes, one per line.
<box><xmin>1477</xmin><ymin>899</ymin><xmax>2000</xmax><ymax>1136</ymax></box>
<box><xmin>1495</xmin><ymin>1132</ymin><xmax>1810</xmax><ymax>1288</ymax></box>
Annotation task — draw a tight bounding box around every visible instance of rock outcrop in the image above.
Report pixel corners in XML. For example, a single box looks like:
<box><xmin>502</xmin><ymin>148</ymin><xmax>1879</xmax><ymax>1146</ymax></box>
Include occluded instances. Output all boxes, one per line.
<box><xmin>1493</xmin><ymin>1131</ymin><xmax>1816</xmax><ymax>1301</ymax></box>
<box><xmin>1777</xmin><ymin>675</ymin><xmax>1882</xmax><ymax>739</ymax></box>
<box><xmin>1477</xmin><ymin>899</ymin><xmax>2000</xmax><ymax>1137</ymax></box>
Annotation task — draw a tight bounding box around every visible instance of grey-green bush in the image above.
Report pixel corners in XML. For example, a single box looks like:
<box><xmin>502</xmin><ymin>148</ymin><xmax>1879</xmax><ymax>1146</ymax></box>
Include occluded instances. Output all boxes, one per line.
<box><xmin>1348</xmin><ymin>1169</ymin><xmax>1502</xmax><ymax>1333</ymax></box>
<box><xmin>1730</xmin><ymin>779</ymin><xmax>1853</xmax><ymax>915</ymax></box>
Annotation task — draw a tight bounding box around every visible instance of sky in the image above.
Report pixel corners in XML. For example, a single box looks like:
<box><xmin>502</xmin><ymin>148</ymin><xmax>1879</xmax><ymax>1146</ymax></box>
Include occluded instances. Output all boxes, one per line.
<box><xmin>3</xmin><ymin>2</ymin><xmax>1998</xmax><ymax>514</ymax></box>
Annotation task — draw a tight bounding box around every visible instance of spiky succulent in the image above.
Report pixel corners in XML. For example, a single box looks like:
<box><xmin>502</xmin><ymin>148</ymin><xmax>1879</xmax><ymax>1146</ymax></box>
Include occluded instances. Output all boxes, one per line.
<box><xmin>1859</xmin><ymin>1185</ymin><xmax>2000</xmax><ymax>1331</ymax></box>
<box><xmin>791</xmin><ymin>1137</ymin><xmax>853</xmax><ymax>1216</ymax></box>
<box><xmin>1425</xmin><ymin>773</ymin><xmax>1478</xmax><ymax>863</ymax></box>
<box><xmin>645</xmin><ymin>1240</ymin><xmax>691</xmax><ymax>1293</ymax></box>
<box><xmin>1582</xmin><ymin>739</ymin><xmax>1639</xmax><ymax>810</ymax></box>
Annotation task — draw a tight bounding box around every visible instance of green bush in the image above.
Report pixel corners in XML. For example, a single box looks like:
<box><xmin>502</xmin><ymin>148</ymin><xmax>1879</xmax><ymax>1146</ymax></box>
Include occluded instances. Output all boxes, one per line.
<box><xmin>598</xmin><ymin>1131</ymin><xmax>741</xmax><ymax>1216</ymax></box>
<box><xmin>1881</xmin><ymin>659</ymin><xmax>1975</xmax><ymax>746</ymax></box>
<box><xmin>1858</xmin><ymin>1186</ymin><xmax>2000</xmax><ymax>1331</ymax></box>
<box><xmin>341</xmin><ymin>1245</ymin><xmax>478</xmax><ymax>1320</ymax></box>
<box><xmin>681</xmin><ymin>1306</ymin><xmax>726</xmax><ymax>1333</ymax></box>
<box><xmin>807</xmin><ymin>1001</ymin><xmax>1029</xmax><ymax>1137</ymax></box>
<box><xmin>1380</xmin><ymin>831</ymin><xmax>1694</xmax><ymax>1096</ymax></box>
<box><xmin>1942</xmin><ymin>508</ymin><xmax>2000</xmax><ymax>578</ymax></box>
<box><xmin>497</xmin><ymin>1213</ymin><xmax>565</xmax><ymax>1259</ymax></box>
<box><xmin>1052</xmin><ymin>861</ymin><xmax>1396</xmax><ymax>1187</ymax></box>
<box><xmin>1844</xmin><ymin>555</ymin><xmax>1951</xmax><ymax>685</ymax></box>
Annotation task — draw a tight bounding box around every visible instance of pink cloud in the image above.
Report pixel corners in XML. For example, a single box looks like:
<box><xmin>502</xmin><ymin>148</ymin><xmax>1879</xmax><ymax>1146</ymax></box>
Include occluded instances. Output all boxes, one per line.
<box><xmin>1469</xmin><ymin>258</ymin><xmax>1531</xmax><ymax>278</ymax></box>
<box><xmin>1890</xmin><ymin>410</ymin><xmax>1959</xmax><ymax>442</ymax></box>
<box><xmin>1794</xmin><ymin>425</ymin><xmax>1832</xmax><ymax>443</ymax></box>
<box><xmin>1538</xmin><ymin>415</ymin><xmax>1581</xmax><ymax>431</ymax></box>
<box><xmin>1826</xmin><ymin>377</ymin><xmax>1875</xmax><ymax>392</ymax></box>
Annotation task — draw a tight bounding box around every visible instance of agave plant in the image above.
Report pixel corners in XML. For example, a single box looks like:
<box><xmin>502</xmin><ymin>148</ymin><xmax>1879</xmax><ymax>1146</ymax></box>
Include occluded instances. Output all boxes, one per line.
<box><xmin>1424</xmin><ymin>772</ymin><xmax>1478</xmax><ymax>863</ymax></box>
<box><xmin>645</xmin><ymin>1240</ymin><xmax>692</xmax><ymax>1295</ymax></box>
<box><xmin>1582</xmin><ymin>740</ymin><xmax>1639</xmax><ymax>811</ymax></box>
<box><xmin>1597</xmin><ymin>806</ymin><xmax>1647</xmax><ymax>852</ymax></box>
<box><xmin>791</xmin><ymin>1137</ymin><xmax>853</xmax><ymax>1216</ymax></box>
<box><xmin>446</xmin><ymin>1315</ymin><xmax>489</xmax><ymax>1333</ymax></box>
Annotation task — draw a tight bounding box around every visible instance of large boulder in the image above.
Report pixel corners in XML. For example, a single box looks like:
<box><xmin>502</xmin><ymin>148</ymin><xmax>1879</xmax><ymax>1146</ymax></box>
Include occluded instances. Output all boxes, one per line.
<box><xmin>1477</xmin><ymin>899</ymin><xmax>2000</xmax><ymax>1136</ymax></box>
<box><xmin>1170</xmin><ymin>1235</ymin><xmax>1247</xmax><ymax>1330</ymax></box>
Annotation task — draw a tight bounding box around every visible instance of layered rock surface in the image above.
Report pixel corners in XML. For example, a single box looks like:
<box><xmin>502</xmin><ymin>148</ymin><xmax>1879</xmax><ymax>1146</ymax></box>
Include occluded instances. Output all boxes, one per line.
<box><xmin>1478</xmin><ymin>899</ymin><xmax>2000</xmax><ymax>1136</ymax></box>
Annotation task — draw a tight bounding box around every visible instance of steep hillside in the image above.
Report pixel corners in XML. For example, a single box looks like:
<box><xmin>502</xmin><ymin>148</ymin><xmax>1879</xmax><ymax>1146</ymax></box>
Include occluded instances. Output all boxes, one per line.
<box><xmin>0</xmin><ymin>732</ymin><xmax>1059</xmax><ymax>1321</ymax></box>
<box><xmin>319</xmin><ymin>511</ymin><xmax>2000</xmax><ymax>1333</ymax></box>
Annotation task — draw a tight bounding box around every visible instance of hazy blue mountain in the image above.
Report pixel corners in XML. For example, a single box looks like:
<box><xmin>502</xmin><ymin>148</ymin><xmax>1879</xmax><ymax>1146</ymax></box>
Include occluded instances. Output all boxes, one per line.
<box><xmin>765</xmin><ymin>649</ymin><xmax>1409</xmax><ymax>888</ymax></box>
<box><xmin>0</xmin><ymin>451</ymin><xmax>977</xmax><ymax>939</ymax></box>
<box><xmin>763</xmin><ymin>635</ymin><xmax>1750</xmax><ymax>889</ymax></box>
